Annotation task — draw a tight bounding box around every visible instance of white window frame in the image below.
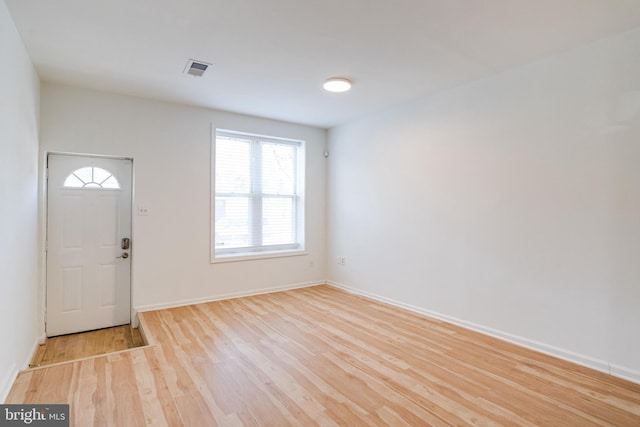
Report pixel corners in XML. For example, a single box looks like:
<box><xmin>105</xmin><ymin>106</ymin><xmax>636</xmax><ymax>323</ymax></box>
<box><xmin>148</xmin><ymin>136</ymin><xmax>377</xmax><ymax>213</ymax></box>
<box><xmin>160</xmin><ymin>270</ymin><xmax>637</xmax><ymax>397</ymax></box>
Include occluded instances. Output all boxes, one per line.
<box><xmin>63</xmin><ymin>166</ymin><xmax>121</xmax><ymax>190</ymax></box>
<box><xmin>211</xmin><ymin>127</ymin><xmax>306</xmax><ymax>263</ymax></box>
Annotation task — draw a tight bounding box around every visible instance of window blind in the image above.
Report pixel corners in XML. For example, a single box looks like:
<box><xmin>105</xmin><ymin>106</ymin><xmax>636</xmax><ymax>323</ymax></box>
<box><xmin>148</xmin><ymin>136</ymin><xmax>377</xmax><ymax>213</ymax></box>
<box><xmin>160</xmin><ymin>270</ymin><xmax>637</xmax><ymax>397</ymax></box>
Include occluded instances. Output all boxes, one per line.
<box><xmin>214</xmin><ymin>130</ymin><xmax>304</xmax><ymax>258</ymax></box>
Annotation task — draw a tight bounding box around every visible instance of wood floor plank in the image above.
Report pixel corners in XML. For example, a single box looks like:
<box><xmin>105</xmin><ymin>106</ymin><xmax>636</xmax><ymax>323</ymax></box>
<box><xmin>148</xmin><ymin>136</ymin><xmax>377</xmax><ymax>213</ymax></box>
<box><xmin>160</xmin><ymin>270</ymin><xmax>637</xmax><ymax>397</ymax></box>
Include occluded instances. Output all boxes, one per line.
<box><xmin>7</xmin><ymin>285</ymin><xmax>640</xmax><ymax>426</ymax></box>
<box><xmin>29</xmin><ymin>325</ymin><xmax>146</xmax><ymax>367</ymax></box>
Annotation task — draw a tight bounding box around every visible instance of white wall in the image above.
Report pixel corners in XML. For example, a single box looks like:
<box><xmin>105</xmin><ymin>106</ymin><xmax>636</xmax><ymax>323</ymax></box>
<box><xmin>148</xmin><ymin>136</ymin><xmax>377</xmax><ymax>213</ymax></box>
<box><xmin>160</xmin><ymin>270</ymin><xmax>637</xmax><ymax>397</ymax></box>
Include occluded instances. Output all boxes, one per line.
<box><xmin>328</xmin><ymin>28</ymin><xmax>640</xmax><ymax>382</ymax></box>
<box><xmin>40</xmin><ymin>84</ymin><xmax>327</xmax><ymax>314</ymax></box>
<box><xmin>0</xmin><ymin>0</ymin><xmax>40</xmax><ymax>401</ymax></box>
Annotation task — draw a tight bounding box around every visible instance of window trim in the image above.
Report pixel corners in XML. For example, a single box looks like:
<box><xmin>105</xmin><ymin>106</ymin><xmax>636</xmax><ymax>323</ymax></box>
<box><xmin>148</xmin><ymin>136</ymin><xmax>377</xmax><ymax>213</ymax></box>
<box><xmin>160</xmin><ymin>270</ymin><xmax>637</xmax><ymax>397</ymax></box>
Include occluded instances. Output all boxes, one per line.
<box><xmin>210</xmin><ymin>126</ymin><xmax>306</xmax><ymax>263</ymax></box>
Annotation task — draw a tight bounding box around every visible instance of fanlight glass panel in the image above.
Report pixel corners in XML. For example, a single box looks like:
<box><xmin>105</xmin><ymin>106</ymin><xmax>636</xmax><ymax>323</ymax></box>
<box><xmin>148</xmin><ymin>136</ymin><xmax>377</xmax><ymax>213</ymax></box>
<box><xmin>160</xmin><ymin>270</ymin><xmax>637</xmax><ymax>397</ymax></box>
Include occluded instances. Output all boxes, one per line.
<box><xmin>63</xmin><ymin>167</ymin><xmax>120</xmax><ymax>189</ymax></box>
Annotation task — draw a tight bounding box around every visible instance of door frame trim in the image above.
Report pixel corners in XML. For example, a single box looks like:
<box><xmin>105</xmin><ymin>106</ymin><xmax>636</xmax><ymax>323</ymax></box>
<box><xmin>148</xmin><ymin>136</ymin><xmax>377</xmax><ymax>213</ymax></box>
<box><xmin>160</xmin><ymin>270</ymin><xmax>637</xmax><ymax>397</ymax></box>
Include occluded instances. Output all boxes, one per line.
<box><xmin>40</xmin><ymin>151</ymin><xmax>136</xmax><ymax>338</ymax></box>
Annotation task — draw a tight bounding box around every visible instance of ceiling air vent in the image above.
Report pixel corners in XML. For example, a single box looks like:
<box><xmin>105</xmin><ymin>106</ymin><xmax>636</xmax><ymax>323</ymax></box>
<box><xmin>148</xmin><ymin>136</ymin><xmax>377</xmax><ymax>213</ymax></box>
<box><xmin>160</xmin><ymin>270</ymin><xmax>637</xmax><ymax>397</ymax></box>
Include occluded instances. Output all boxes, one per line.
<box><xmin>183</xmin><ymin>59</ymin><xmax>211</xmax><ymax>77</ymax></box>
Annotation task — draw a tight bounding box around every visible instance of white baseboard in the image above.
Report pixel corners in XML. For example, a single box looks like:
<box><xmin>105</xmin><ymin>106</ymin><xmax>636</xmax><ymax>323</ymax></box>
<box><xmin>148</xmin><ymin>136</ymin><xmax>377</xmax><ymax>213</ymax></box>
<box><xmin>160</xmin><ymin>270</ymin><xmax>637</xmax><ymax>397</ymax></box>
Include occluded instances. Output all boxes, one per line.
<box><xmin>135</xmin><ymin>280</ymin><xmax>324</xmax><ymax>314</ymax></box>
<box><xmin>131</xmin><ymin>313</ymin><xmax>140</xmax><ymax>329</ymax></box>
<box><xmin>610</xmin><ymin>363</ymin><xmax>640</xmax><ymax>385</ymax></box>
<box><xmin>1</xmin><ymin>333</ymin><xmax>44</xmax><ymax>403</ymax></box>
<box><xmin>328</xmin><ymin>281</ymin><xmax>640</xmax><ymax>385</ymax></box>
<box><xmin>0</xmin><ymin>362</ymin><xmax>18</xmax><ymax>404</ymax></box>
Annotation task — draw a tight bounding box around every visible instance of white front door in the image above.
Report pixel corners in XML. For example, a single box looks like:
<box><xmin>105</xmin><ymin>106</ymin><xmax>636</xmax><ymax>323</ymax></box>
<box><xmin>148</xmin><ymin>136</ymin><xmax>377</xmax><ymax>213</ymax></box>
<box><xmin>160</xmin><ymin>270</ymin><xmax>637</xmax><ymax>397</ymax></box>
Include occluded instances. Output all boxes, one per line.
<box><xmin>46</xmin><ymin>154</ymin><xmax>132</xmax><ymax>337</ymax></box>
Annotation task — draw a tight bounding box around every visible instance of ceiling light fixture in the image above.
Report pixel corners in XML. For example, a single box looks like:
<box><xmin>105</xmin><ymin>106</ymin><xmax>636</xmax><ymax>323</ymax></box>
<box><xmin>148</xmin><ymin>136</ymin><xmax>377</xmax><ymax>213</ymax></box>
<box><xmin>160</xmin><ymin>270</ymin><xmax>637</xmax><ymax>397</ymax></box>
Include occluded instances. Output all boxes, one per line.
<box><xmin>323</xmin><ymin>77</ymin><xmax>352</xmax><ymax>93</ymax></box>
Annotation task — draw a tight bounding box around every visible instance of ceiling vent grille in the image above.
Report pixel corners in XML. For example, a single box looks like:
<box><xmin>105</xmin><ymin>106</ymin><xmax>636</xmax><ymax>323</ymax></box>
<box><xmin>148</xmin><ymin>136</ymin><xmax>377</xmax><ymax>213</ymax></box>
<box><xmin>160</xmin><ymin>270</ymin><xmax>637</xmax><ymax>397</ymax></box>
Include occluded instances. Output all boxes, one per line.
<box><xmin>183</xmin><ymin>59</ymin><xmax>211</xmax><ymax>77</ymax></box>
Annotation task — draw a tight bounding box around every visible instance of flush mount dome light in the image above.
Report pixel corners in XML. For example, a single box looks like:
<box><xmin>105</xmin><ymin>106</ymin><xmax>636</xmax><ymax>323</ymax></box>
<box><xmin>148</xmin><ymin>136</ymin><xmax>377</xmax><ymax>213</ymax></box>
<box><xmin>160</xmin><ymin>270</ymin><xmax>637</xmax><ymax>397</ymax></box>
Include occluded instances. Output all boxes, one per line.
<box><xmin>323</xmin><ymin>77</ymin><xmax>352</xmax><ymax>92</ymax></box>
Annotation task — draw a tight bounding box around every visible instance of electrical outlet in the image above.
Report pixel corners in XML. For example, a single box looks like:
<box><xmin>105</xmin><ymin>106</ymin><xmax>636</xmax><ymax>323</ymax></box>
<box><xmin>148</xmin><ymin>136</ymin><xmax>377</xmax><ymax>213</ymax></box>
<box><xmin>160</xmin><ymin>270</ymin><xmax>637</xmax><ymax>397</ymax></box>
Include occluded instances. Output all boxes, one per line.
<box><xmin>138</xmin><ymin>206</ymin><xmax>150</xmax><ymax>216</ymax></box>
<box><xmin>337</xmin><ymin>257</ymin><xmax>345</xmax><ymax>265</ymax></box>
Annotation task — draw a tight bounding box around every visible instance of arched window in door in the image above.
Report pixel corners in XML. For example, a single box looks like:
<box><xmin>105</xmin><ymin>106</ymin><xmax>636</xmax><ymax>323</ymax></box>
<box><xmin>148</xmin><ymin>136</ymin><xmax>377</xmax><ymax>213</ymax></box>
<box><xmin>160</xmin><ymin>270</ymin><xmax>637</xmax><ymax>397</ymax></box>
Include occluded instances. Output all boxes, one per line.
<box><xmin>63</xmin><ymin>167</ymin><xmax>120</xmax><ymax>189</ymax></box>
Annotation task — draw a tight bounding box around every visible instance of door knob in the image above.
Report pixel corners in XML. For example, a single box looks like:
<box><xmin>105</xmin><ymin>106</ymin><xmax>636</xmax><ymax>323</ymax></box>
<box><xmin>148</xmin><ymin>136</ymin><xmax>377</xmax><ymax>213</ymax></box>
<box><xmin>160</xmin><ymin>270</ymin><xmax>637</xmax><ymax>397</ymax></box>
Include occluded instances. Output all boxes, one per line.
<box><xmin>116</xmin><ymin>253</ymin><xmax>129</xmax><ymax>259</ymax></box>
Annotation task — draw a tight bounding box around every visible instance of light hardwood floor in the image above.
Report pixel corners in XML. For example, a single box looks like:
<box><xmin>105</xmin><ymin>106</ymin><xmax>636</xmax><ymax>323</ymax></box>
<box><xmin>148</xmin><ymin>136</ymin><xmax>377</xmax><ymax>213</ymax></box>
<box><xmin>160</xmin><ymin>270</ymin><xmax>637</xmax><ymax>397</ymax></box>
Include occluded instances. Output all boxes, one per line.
<box><xmin>30</xmin><ymin>325</ymin><xmax>145</xmax><ymax>367</ymax></box>
<box><xmin>7</xmin><ymin>285</ymin><xmax>640</xmax><ymax>426</ymax></box>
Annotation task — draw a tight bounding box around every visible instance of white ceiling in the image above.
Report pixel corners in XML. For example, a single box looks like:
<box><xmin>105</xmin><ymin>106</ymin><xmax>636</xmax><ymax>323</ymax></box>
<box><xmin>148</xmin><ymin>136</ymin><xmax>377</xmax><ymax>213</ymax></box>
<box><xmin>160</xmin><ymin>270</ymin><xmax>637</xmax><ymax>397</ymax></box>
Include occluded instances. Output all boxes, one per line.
<box><xmin>6</xmin><ymin>0</ymin><xmax>640</xmax><ymax>128</ymax></box>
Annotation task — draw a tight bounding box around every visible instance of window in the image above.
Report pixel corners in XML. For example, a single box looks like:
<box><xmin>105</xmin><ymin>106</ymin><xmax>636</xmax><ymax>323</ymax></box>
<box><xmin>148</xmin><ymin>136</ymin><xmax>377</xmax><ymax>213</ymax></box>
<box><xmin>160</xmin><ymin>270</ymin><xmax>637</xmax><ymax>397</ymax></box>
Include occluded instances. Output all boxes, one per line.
<box><xmin>212</xmin><ymin>129</ymin><xmax>305</xmax><ymax>261</ymax></box>
<box><xmin>63</xmin><ymin>167</ymin><xmax>120</xmax><ymax>189</ymax></box>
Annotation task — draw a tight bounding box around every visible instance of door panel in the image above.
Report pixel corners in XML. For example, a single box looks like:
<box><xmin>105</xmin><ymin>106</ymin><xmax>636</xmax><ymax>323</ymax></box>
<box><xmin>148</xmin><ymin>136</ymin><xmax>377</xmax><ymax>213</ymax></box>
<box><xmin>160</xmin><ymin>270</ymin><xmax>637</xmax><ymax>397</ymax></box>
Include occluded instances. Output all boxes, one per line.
<box><xmin>61</xmin><ymin>267</ymin><xmax>82</xmax><ymax>312</ymax></box>
<box><xmin>47</xmin><ymin>154</ymin><xmax>132</xmax><ymax>337</ymax></box>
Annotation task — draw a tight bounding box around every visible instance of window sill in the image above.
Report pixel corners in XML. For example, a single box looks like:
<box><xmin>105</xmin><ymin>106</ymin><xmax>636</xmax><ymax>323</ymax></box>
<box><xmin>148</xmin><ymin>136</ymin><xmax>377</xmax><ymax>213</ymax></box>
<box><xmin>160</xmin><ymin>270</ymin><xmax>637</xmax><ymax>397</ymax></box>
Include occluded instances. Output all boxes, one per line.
<box><xmin>211</xmin><ymin>249</ymin><xmax>307</xmax><ymax>264</ymax></box>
